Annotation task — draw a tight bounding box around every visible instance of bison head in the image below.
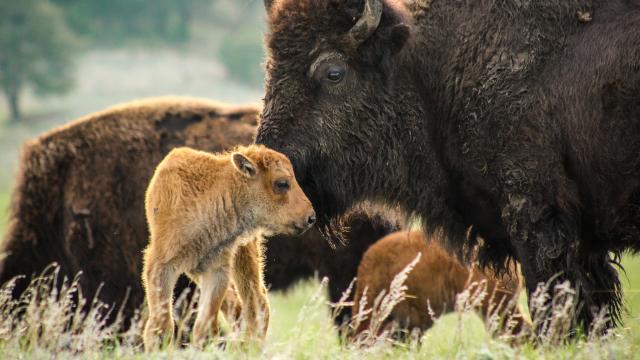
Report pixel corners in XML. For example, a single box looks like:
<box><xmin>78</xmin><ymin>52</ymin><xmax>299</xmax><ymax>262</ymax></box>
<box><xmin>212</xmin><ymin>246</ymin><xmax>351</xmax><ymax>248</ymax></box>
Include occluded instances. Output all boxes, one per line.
<box><xmin>256</xmin><ymin>0</ymin><xmax>421</xmax><ymax>229</ymax></box>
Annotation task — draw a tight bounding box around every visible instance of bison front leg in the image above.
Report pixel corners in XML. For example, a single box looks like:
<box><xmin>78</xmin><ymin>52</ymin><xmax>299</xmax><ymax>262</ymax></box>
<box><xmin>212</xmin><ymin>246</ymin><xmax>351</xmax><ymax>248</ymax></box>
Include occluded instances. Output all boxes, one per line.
<box><xmin>501</xmin><ymin>192</ymin><xmax>620</xmax><ymax>336</ymax></box>
<box><xmin>232</xmin><ymin>237</ymin><xmax>270</xmax><ymax>343</ymax></box>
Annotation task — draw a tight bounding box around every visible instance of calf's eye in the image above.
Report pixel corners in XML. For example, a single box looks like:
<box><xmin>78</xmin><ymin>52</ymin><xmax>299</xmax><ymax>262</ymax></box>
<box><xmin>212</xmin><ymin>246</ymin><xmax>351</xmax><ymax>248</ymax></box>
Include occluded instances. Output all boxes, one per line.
<box><xmin>274</xmin><ymin>179</ymin><xmax>290</xmax><ymax>193</ymax></box>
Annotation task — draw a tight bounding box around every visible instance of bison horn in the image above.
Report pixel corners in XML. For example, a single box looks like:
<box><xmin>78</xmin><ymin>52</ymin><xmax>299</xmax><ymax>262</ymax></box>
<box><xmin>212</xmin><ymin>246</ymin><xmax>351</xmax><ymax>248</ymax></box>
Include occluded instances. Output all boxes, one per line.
<box><xmin>264</xmin><ymin>0</ymin><xmax>274</xmax><ymax>11</ymax></box>
<box><xmin>346</xmin><ymin>0</ymin><xmax>384</xmax><ymax>49</ymax></box>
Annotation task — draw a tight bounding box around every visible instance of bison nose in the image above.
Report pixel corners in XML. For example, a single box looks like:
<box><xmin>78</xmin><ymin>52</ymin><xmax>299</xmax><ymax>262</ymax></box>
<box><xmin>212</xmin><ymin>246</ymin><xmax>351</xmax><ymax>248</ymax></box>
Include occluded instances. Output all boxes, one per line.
<box><xmin>307</xmin><ymin>211</ymin><xmax>316</xmax><ymax>226</ymax></box>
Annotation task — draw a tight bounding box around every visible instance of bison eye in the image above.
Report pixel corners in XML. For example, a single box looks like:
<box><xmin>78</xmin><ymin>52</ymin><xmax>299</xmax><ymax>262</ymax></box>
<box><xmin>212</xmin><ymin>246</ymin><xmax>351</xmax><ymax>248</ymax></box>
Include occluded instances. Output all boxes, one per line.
<box><xmin>274</xmin><ymin>179</ymin><xmax>290</xmax><ymax>193</ymax></box>
<box><xmin>326</xmin><ymin>65</ymin><xmax>345</xmax><ymax>83</ymax></box>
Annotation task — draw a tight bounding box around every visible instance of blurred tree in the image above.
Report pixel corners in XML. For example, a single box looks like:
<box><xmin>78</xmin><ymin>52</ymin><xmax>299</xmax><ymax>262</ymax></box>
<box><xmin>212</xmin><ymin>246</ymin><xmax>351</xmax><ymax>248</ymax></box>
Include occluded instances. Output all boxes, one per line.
<box><xmin>52</xmin><ymin>0</ymin><xmax>210</xmax><ymax>46</ymax></box>
<box><xmin>215</xmin><ymin>1</ymin><xmax>267</xmax><ymax>88</ymax></box>
<box><xmin>219</xmin><ymin>26</ymin><xmax>265</xmax><ymax>87</ymax></box>
<box><xmin>0</xmin><ymin>0</ymin><xmax>77</xmax><ymax>123</ymax></box>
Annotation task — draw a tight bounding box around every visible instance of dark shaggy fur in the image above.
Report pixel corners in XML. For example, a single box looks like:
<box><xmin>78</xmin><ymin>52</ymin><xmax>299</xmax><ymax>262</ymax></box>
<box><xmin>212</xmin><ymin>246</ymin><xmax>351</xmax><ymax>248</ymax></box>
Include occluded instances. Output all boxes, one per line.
<box><xmin>256</xmin><ymin>0</ymin><xmax>640</xmax><ymax>333</ymax></box>
<box><xmin>0</xmin><ymin>97</ymin><xmax>397</xmax><ymax>327</ymax></box>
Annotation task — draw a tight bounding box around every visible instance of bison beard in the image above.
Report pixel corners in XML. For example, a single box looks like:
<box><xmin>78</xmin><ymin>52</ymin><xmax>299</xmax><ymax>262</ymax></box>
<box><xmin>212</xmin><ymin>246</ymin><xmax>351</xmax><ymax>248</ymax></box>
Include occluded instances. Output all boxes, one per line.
<box><xmin>257</xmin><ymin>0</ymin><xmax>640</xmax><ymax>333</ymax></box>
<box><xmin>0</xmin><ymin>97</ymin><xmax>397</xmax><ymax>328</ymax></box>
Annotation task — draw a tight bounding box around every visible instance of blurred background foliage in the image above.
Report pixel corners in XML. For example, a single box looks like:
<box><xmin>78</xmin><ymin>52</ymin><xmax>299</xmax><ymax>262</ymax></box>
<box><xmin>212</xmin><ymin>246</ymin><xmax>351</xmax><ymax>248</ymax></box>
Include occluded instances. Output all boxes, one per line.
<box><xmin>0</xmin><ymin>0</ymin><xmax>78</xmax><ymax>122</ymax></box>
<box><xmin>0</xmin><ymin>0</ymin><xmax>266</xmax><ymax>125</ymax></box>
<box><xmin>51</xmin><ymin>0</ymin><xmax>206</xmax><ymax>45</ymax></box>
<box><xmin>0</xmin><ymin>0</ymin><xmax>267</xmax><ymax>229</ymax></box>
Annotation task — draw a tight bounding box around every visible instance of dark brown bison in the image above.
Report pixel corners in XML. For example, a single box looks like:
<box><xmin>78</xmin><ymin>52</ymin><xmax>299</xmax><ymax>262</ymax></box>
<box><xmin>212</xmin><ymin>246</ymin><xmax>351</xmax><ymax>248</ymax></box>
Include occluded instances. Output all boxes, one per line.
<box><xmin>351</xmin><ymin>230</ymin><xmax>529</xmax><ymax>340</ymax></box>
<box><xmin>0</xmin><ymin>97</ymin><xmax>397</xmax><ymax>327</ymax></box>
<box><xmin>256</xmin><ymin>0</ymin><xmax>640</xmax><ymax>333</ymax></box>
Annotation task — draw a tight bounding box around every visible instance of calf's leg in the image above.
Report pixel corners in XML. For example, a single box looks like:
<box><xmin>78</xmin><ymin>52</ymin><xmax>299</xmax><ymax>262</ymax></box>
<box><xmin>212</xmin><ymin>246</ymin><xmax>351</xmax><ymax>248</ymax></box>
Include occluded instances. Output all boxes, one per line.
<box><xmin>143</xmin><ymin>260</ymin><xmax>179</xmax><ymax>351</ymax></box>
<box><xmin>192</xmin><ymin>266</ymin><xmax>231</xmax><ymax>346</ymax></box>
<box><xmin>232</xmin><ymin>238</ymin><xmax>270</xmax><ymax>342</ymax></box>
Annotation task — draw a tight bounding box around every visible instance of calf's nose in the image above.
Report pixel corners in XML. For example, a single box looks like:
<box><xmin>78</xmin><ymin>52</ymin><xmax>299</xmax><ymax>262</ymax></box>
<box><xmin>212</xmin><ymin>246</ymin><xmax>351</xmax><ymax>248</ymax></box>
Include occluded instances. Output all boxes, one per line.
<box><xmin>307</xmin><ymin>211</ymin><xmax>316</xmax><ymax>226</ymax></box>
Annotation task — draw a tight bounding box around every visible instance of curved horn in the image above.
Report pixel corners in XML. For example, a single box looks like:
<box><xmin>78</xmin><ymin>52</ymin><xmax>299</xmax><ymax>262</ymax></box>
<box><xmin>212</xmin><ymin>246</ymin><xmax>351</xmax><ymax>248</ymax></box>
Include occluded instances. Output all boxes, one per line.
<box><xmin>264</xmin><ymin>0</ymin><xmax>274</xmax><ymax>11</ymax></box>
<box><xmin>346</xmin><ymin>0</ymin><xmax>384</xmax><ymax>48</ymax></box>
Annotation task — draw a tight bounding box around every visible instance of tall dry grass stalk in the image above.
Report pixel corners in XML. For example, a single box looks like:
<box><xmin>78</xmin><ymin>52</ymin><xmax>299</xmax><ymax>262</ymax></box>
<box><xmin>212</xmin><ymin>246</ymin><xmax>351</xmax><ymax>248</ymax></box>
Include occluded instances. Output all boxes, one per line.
<box><xmin>0</xmin><ymin>262</ymin><xmax>625</xmax><ymax>358</ymax></box>
<box><xmin>333</xmin><ymin>258</ymin><xmax>619</xmax><ymax>352</ymax></box>
<box><xmin>336</xmin><ymin>253</ymin><xmax>422</xmax><ymax>349</ymax></box>
<box><xmin>0</xmin><ymin>265</ymin><xmax>256</xmax><ymax>356</ymax></box>
<box><xmin>0</xmin><ymin>265</ymin><xmax>137</xmax><ymax>355</ymax></box>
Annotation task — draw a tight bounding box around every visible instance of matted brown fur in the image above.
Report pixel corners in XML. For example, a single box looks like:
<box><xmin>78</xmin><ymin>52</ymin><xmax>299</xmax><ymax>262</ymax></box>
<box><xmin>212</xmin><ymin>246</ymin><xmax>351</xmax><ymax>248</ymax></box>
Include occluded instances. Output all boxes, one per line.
<box><xmin>352</xmin><ymin>231</ymin><xmax>529</xmax><ymax>339</ymax></box>
<box><xmin>0</xmin><ymin>97</ymin><xmax>398</xmax><ymax>330</ymax></box>
<box><xmin>142</xmin><ymin>145</ymin><xmax>314</xmax><ymax>349</ymax></box>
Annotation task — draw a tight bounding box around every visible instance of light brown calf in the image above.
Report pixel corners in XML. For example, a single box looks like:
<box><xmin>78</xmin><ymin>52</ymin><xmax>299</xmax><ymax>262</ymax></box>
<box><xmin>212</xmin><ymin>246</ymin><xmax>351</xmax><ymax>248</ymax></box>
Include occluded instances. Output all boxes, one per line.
<box><xmin>142</xmin><ymin>145</ymin><xmax>315</xmax><ymax>350</ymax></box>
<box><xmin>352</xmin><ymin>230</ymin><xmax>530</xmax><ymax>340</ymax></box>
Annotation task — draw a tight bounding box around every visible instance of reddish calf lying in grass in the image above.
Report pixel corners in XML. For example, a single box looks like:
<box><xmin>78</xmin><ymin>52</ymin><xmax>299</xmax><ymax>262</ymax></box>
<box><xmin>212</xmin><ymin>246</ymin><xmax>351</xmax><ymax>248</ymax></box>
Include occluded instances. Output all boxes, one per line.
<box><xmin>142</xmin><ymin>145</ymin><xmax>315</xmax><ymax>350</ymax></box>
<box><xmin>351</xmin><ymin>230</ymin><xmax>530</xmax><ymax>341</ymax></box>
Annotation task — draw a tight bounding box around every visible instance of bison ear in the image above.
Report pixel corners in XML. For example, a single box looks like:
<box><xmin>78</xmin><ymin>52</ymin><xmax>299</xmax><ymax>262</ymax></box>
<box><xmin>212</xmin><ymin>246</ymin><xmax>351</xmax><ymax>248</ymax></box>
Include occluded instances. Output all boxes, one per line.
<box><xmin>382</xmin><ymin>23</ymin><xmax>410</xmax><ymax>56</ymax></box>
<box><xmin>350</xmin><ymin>1</ymin><xmax>412</xmax><ymax>66</ymax></box>
<box><xmin>369</xmin><ymin>21</ymin><xmax>411</xmax><ymax>73</ymax></box>
<box><xmin>232</xmin><ymin>153</ymin><xmax>258</xmax><ymax>178</ymax></box>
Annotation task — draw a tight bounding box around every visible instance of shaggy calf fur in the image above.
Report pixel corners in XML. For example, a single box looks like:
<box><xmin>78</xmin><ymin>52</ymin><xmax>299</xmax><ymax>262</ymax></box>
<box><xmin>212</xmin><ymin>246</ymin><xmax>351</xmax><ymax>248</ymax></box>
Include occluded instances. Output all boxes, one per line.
<box><xmin>142</xmin><ymin>145</ymin><xmax>315</xmax><ymax>349</ymax></box>
<box><xmin>352</xmin><ymin>231</ymin><xmax>528</xmax><ymax>339</ymax></box>
<box><xmin>0</xmin><ymin>97</ymin><xmax>397</xmax><ymax>330</ymax></box>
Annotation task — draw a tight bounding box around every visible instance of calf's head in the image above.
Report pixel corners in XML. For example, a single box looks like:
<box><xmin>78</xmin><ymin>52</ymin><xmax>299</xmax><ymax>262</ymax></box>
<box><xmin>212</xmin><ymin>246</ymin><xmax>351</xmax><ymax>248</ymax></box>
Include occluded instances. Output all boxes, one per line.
<box><xmin>232</xmin><ymin>145</ymin><xmax>315</xmax><ymax>236</ymax></box>
<box><xmin>256</xmin><ymin>0</ymin><xmax>414</xmax><ymax>227</ymax></box>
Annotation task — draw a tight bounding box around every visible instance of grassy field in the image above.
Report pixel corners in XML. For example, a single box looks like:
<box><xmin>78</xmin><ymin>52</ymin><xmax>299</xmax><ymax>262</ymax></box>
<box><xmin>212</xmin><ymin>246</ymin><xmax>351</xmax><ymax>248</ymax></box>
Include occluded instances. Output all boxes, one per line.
<box><xmin>265</xmin><ymin>273</ymin><xmax>640</xmax><ymax>359</ymax></box>
<box><xmin>0</xmin><ymin>271</ymin><xmax>638</xmax><ymax>359</ymax></box>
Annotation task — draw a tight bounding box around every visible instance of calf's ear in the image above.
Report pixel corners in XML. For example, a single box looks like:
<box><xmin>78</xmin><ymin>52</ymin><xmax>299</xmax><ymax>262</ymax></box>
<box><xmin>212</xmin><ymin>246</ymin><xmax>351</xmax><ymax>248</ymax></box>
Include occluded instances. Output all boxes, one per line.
<box><xmin>232</xmin><ymin>153</ymin><xmax>258</xmax><ymax>178</ymax></box>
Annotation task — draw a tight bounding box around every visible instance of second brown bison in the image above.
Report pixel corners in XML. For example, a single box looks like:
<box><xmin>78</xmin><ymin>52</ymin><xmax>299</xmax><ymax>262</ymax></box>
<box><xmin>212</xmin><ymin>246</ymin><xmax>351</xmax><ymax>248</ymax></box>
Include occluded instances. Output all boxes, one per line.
<box><xmin>352</xmin><ymin>231</ymin><xmax>529</xmax><ymax>340</ymax></box>
<box><xmin>0</xmin><ymin>97</ymin><xmax>396</xmax><ymax>327</ymax></box>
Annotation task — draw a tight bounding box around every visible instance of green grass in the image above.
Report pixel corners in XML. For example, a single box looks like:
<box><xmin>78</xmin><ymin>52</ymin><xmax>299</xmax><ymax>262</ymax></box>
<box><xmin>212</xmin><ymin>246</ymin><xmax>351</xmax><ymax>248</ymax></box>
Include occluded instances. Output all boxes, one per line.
<box><xmin>264</xmin><ymin>267</ymin><xmax>640</xmax><ymax>359</ymax></box>
<box><xmin>1</xmin><ymin>277</ymin><xmax>639</xmax><ymax>359</ymax></box>
<box><xmin>621</xmin><ymin>254</ymin><xmax>640</xmax><ymax>320</ymax></box>
<box><xmin>265</xmin><ymin>254</ymin><xmax>640</xmax><ymax>359</ymax></box>
<box><xmin>268</xmin><ymin>280</ymin><xmax>327</xmax><ymax>344</ymax></box>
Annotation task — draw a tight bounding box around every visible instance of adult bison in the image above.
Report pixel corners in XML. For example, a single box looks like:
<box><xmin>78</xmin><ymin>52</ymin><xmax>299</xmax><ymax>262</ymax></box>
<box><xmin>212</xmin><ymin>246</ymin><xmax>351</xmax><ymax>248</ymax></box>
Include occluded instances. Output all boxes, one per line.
<box><xmin>256</xmin><ymin>0</ymin><xmax>640</xmax><ymax>333</ymax></box>
<box><xmin>0</xmin><ymin>97</ymin><xmax>396</xmax><ymax>327</ymax></box>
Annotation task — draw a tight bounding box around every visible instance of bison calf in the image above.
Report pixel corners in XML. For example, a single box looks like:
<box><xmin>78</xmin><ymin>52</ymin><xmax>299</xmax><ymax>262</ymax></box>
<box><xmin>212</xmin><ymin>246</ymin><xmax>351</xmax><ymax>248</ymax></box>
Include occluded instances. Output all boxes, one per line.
<box><xmin>142</xmin><ymin>146</ymin><xmax>315</xmax><ymax>350</ymax></box>
<box><xmin>352</xmin><ymin>231</ymin><xmax>529</xmax><ymax>340</ymax></box>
